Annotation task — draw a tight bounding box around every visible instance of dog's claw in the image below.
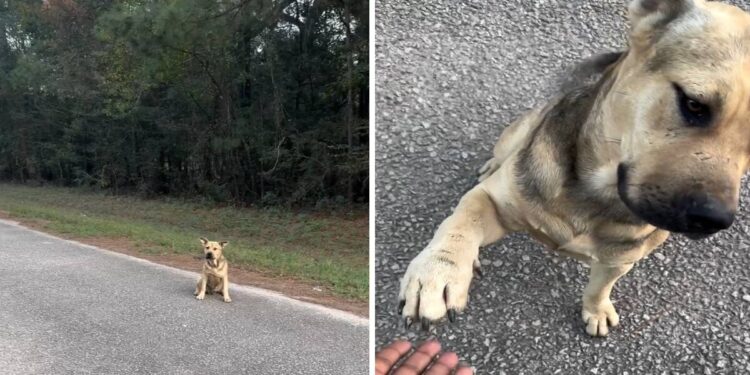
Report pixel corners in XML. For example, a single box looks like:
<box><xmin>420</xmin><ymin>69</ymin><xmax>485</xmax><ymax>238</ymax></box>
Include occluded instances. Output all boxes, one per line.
<box><xmin>404</xmin><ymin>317</ymin><xmax>414</xmax><ymax>330</ymax></box>
<box><xmin>420</xmin><ymin>317</ymin><xmax>431</xmax><ymax>331</ymax></box>
<box><xmin>397</xmin><ymin>300</ymin><xmax>405</xmax><ymax>315</ymax></box>
<box><xmin>448</xmin><ymin>309</ymin><xmax>457</xmax><ymax>323</ymax></box>
<box><xmin>472</xmin><ymin>258</ymin><xmax>483</xmax><ymax>279</ymax></box>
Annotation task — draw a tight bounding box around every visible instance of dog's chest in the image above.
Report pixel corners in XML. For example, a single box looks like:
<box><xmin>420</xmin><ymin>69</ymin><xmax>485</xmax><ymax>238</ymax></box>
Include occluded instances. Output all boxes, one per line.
<box><xmin>203</xmin><ymin>260</ymin><xmax>227</xmax><ymax>276</ymax></box>
<box><xmin>524</xmin><ymin>220</ymin><xmax>595</xmax><ymax>262</ymax></box>
<box><xmin>527</xmin><ymin>213</ymin><xmax>663</xmax><ymax>263</ymax></box>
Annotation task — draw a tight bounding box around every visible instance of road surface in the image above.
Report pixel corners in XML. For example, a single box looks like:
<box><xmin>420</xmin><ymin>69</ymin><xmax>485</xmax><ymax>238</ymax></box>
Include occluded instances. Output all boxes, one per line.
<box><xmin>375</xmin><ymin>0</ymin><xmax>750</xmax><ymax>373</ymax></box>
<box><xmin>0</xmin><ymin>220</ymin><xmax>368</xmax><ymax>374</ymax></box>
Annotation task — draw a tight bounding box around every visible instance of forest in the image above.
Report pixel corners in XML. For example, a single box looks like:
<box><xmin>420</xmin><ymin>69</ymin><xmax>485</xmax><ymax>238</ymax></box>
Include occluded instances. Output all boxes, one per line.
<box><xmin>0</xmin><ymin>0</ymin><xmax>368</xmax><ymax>206</ymax></box>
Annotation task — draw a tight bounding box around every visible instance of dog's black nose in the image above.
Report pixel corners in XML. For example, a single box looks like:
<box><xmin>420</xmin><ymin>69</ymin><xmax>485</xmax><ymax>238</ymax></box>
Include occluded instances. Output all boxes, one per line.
<box><xmin>678</xmin><ymin>195</ymin><xmax>734</xmax><ymax>233</ymax></box>
<box><xmin>205</xmin><ymin>253</ymin><xmax>214</xmax><ymax>259</ymax></box>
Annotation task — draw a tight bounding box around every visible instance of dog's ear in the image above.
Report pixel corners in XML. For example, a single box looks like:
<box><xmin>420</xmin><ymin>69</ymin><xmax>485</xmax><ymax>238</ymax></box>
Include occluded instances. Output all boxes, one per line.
<box><xmin>219</xmin><ymin>241</ymin><xmax>228</xmax><ymax>248</ymax></box>
<box><xmin>628</xmin><ymin>0</ymin><xmax>699</xmax><ymax>48</ymax></box>
<box><xmin>200</xmin><ymin>237</ymin><xmax>208</xmax><ymax>245</ymax></box>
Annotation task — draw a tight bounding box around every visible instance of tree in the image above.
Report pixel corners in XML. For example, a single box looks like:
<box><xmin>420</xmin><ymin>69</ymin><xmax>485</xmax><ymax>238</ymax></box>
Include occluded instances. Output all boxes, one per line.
<box><xmin>0</xmin><ymin>0</ymin><xmax>369</xmax><ymax>206</ymax></box>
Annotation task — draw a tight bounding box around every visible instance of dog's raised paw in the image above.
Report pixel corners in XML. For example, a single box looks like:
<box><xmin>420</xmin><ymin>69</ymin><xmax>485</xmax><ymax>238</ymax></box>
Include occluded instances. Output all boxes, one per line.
<box><xmin>398</xmin><ymin>250</ymin><xmax>476</xmax><ymax>331</ymax></box>
<box><xmin>582</xmin><ymin>300</ymin><xmax>619</xmax><ymax>337</ymax></box>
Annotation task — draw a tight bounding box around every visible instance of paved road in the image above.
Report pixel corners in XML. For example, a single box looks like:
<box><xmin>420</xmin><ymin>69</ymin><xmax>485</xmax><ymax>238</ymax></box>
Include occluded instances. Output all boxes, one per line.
<box><xmin>0</xmin><ymin>220</ymin><xmax>368</xmax><ymax>374</ymax></box>
<box><xmin>375</xmin><ymin>0</ymin><xmax>750</xmax><ymax>374</ymax></box>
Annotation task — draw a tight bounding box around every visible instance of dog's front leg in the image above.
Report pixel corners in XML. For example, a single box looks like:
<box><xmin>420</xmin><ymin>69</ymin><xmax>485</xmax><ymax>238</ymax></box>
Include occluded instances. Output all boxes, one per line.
<box><xmin>221</xmin><ymin>275</ymin><xmax>231</xmax><ymax>303</ymax></box>
<box><xmin>195</xmin><ymin>275</ymin><xmax>207</xmax><ymax>300</ymax></box>
<box><xmin>398</xmin><ymin>185</ymin><xmax>506</xmax><ymax>329</ymax></box>
<box><xmin>581</xmin><ymin>262</ymin><xmax>633</xmax><ymax>337</ymax></box>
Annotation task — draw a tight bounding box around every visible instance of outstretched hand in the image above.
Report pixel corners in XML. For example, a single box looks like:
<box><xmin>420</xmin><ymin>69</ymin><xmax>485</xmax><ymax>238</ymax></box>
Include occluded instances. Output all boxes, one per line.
<box><xmin>375</xmin><ymin>339</ymin><xmax>474</xmax><ymax>375</ymax></box>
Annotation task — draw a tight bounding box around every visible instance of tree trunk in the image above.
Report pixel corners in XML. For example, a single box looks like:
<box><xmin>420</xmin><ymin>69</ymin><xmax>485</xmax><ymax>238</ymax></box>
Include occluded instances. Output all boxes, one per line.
<box><xmin>344</xmin><ymin>2</ymin><xmax>354</xmax><ymax>204</ymax></box>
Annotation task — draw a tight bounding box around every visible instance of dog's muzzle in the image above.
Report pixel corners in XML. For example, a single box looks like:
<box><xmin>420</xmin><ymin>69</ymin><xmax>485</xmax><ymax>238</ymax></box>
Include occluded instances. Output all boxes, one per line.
<box><xmin>617</xmin><ymin>164</ymin><xmax>735</xmax><ymax>238</ymax></box>
<box><xmin>205</xmin><ymin>253</ymin><xmax>214</xmax><ymax>260</ymax></box>
<box><xmin>676</xmin><ymin>194</ymin><xmax>734</xmax><ymax>234</ymax></box>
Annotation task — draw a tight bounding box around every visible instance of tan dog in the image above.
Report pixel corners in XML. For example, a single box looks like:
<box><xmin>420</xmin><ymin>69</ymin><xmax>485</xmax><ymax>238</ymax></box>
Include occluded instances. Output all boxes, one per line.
<box><xmin>399</xmin><ymin>0</ymin><xmax>750</xmax><ymax>337</ymax></box>
<box><xmin>194</xmin><ymin>237</ymin><xmax>231</xmax><ymax>303</ymax></box>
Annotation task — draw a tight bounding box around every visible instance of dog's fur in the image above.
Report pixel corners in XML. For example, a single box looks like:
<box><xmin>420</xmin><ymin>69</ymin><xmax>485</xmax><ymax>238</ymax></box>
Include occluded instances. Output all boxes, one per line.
<box><xmin>194</xmin><ymin>237</ymin><xmax>232</xmax><ymax>303</ymax></box>
<box><xmin>399</xmin><ymin>0</ymin><xmax>750</xmax><ymax>336</ymax></box>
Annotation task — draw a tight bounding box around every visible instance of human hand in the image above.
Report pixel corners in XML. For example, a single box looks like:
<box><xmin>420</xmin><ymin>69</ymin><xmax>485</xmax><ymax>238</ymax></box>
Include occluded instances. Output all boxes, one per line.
<box><xmin>375</xmin><ymin>339</ymin><xmax>474</xmax><ymax>375</ymax></box>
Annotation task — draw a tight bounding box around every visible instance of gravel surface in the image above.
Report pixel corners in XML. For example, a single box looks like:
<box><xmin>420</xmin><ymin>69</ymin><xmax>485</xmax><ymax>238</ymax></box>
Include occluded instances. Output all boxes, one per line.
<box><xmin>375</xmin><ymin>1</ymin><xmax>750</xmax><ymax>373</ymax></box>
<box><xmin>0</xmin><ymin>220</ymin><xmax>368</xmax><ymax>374</ymax></box>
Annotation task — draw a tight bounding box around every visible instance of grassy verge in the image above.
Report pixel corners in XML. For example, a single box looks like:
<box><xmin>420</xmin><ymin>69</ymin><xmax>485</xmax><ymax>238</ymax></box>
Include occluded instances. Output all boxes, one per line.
<box><xmin>0</xmin><ymin>184</ymin><xmax>368</xmax><ymax>300</ymax></box>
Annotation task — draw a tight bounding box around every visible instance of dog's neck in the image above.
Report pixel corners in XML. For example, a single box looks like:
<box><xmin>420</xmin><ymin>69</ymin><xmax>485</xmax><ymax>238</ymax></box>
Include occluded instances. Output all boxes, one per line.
<box><xmin>576</xmin><ymin>64</ymin><xmax>625</xmax><ymax>203</ymax></box>
<box><xmin>565</xmin><ymin>51</ymin><xmax>647</xmax><ymax>224</ymax></box>
<box><xmin>206</xmin><ymin>256</ymin><xmax>224</xmax><ymax>268</ymax></box>
<box><xmin>577</xmin><ymin>51</ymin><xmax>645</xmax><ymax>202</ymax></box>
<box><xmin>514</xmin><ymin>50</ymin><xmax>647</xmax><ymax>225</ymax></box>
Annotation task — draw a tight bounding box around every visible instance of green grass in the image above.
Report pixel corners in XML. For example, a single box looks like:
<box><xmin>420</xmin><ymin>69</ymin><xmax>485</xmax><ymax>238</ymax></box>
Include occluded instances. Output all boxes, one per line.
<box><xmin>0</xmin><ymin>184</ymin><xmax>368</xmax><ymax>300</ymax></box>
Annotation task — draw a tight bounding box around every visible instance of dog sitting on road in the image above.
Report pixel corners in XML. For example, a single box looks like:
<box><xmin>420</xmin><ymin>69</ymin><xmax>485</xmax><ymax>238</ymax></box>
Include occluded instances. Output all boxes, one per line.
<box><xmin>399</xmin><ymin>0</ymin><xmax>750</xmax><ymax>336</ymax></box>
<box><xmin>194</xmin><ymin>237</ymin><xmax>231</xmax><ymax>303</ymax></box>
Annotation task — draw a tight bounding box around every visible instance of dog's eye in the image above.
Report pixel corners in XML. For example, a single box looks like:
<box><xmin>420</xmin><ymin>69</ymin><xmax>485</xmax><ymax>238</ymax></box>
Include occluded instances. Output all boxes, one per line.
<box><xmin>685</xmin><ymin>98</ymin><xmax>702</xmax><ymax>113</ymax></box>
<box><xmin>674</xmin><ymin>84</ymin><xmax>711</xmax><ymax>127</ymax></box>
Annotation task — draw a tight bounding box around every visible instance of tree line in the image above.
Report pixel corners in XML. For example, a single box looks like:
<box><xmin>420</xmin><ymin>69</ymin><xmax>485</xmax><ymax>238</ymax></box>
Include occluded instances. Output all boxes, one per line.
<box><xmin>0</xmin><ymin>0</ymin><xmax>368</xmax><ymax>206</ymax></box>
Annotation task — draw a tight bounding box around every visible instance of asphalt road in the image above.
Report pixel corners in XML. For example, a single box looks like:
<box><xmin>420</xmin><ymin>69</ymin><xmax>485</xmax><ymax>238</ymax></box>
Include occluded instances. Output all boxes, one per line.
<box><xmin>375</xmin><ymin>0</ymin><xmax>750</xmax><ymax>373</ymax></box>
<box><xmin>0</xmin><ymin>220</ymin><xmax>368</xmax><ymax>374</ymax></box>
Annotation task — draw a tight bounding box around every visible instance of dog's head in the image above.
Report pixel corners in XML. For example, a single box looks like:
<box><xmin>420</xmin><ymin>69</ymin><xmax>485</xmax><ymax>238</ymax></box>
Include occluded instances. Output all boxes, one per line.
<box><xmin>611</xmin><ymin>0</ymin><xmax>750</xmax><ymax>238</ymax></box>
<box><xmin>200</xmin><ymin>237</ymin><xmax>227</xmax><ymax>265</ymax></box>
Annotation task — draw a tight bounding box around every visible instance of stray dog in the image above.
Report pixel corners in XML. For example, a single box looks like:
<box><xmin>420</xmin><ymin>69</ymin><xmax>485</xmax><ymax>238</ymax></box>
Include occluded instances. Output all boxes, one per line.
<box><xmin>399</xmin><ymin>0</ymin><xmax>750</xmax><ymax>336</ymax></box>
<box><xmin>194</xmin><ymin>237</ymin><xmax>231</xmax><ymax>303</ymax></box>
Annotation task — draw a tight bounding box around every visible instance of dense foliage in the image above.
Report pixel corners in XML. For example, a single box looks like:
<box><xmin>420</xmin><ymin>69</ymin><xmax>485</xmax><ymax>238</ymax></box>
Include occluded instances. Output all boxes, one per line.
<box><xmin>0</xmin><ymin>0</ymin><xmax>368</xmax><ymax>206</ymax></box>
